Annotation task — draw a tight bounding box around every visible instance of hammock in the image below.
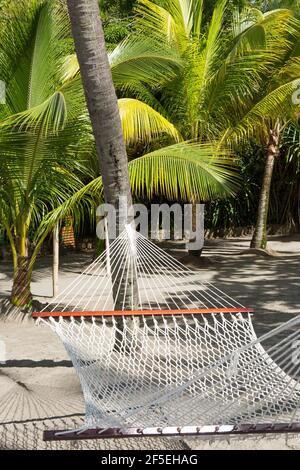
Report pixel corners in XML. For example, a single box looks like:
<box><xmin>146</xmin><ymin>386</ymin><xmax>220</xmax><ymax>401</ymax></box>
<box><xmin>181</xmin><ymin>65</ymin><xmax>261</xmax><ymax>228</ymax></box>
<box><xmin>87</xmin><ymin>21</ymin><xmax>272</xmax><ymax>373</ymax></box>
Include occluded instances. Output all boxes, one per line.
<box><xmin>33</xmin><ymin>225</ymin><xmax>300</xmax><ymax>441</ymax></box>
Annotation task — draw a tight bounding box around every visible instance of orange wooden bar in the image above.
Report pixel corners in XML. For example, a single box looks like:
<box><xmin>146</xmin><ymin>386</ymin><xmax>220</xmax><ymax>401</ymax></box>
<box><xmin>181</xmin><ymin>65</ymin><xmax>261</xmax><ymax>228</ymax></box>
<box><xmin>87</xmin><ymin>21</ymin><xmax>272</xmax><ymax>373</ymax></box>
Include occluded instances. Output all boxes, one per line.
<box><xmin>33</xmin><ymin>307</ymin><xmax>254</xmax><ymax>319</ymax></box>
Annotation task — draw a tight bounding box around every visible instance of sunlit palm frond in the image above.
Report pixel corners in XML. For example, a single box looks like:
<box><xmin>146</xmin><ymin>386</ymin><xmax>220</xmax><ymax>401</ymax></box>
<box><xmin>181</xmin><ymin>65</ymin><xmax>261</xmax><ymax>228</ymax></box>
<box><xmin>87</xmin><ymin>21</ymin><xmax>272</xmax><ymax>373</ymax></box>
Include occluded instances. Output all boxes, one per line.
<box><xmin>119</xmin><ymin>98</ymin><xmax>180</xmax><ymax>145</ymax></box>
<box><xmin>224</xmin><ymin>80</ymin><xmax>300</xmax><ymax>140</ymax></box>
<box><xmin>200</xmin><ymin>0</ymin><xmax>227</xmax><ymax>82</ymax></box>
<box><xmin>34</xmin><ymin>141</ymin><xmax>240</xmax><ymax>247</ymax></box>
<box><xmin>60</xmin><ymin>54</ymin><xmax>80</xmax><ymax>82</ymax></box>
<box><xmin>0</xmin><ymin>0</ymin><xmax>69</xmax><ymax>115</ymax></box>
<box><xmin>231</xmin><ymin>8</ymin><xmax>294</xmax><ymax>54</ymax></box>
<box><xmin>135</xmin><ymin>0</ymin><xmax>179</xmax><ymax>45</ymax></box>
<box><xmin>109</xmin><ymin>35</ymin><xmax>181</xmax><ymax>88</ymax></box>
<box><xmin>136</xmin><ymin>0</ymin><xmax>204</xmax><ymax>44</ymax></box>
<box><xmin>2</xmin><ymin>91</ymin><xmax>68</xmax><ymax>135</ymax></box>
<box><xmin>203</xmin><ymin>8</ymin><xmax>297</xmax><ymax>135</ymax></box>
<box><xmin>129</xmin><ymin>141</ymin><xmax>240</xmax><ymax>201</ymax></box>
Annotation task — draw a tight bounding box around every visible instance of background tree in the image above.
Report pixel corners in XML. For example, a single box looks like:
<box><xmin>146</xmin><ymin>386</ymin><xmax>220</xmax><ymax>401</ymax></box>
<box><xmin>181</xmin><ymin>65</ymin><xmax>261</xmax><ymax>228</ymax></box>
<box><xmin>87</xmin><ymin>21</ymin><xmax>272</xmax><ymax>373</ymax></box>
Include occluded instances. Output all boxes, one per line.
<box><xmin>61</xmin><ymin>0</ymin><xmax>242</xmax><ymax>213</ymax></box>
<box><xmin>0</xmin><ymin>0</ymin><xmax>95</xmax><ymax>306</ymax></box>
<box><xmin>0</xmin><ymin>0</ymin><xmax>186</xmax><ymax>307</ymax></box>
<box><xmin>220</xmin><ymin>6</ymin><xmax>300</xmax><ymax>249</ymax></box>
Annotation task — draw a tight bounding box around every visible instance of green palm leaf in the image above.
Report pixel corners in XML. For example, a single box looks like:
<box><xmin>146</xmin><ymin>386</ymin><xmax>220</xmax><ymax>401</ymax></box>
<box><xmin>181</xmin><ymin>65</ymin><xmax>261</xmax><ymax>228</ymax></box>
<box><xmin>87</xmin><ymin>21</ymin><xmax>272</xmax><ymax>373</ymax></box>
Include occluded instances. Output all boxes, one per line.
<box><xmin>109</xmin><ymin>35</ymin><xmax>182</xmax><ymax>88</ymax></box>
<box><xmin>119</xmin><ymin>98</ymin><xmax>180</xmax><ymax>145</ymax></box>
<box><xmin>224</xmin><ymin>80</ymin><xmax>300</xmax><ymax>140</ymax></box>
<box><xmin>129</xmin><ymin>141</ymin><xmax>240</xmax><ymax>200</ymax></box>
<box><xmin>35</xmin><ymin>141</ymin><xmax>239</xmax><ymax>247</ymax></box>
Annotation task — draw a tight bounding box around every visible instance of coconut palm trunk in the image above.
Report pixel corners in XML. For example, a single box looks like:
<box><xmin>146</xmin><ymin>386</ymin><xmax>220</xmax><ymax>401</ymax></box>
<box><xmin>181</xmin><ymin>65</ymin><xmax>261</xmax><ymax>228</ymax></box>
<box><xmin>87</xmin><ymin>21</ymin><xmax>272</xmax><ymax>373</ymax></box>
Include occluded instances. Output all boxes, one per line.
<box><xmin>67</xmin><ymin>0</ymin><xmax>137</xmax><ymax>310</ymax></box>
<box><xmin>10</xmin><ymin>222</ymin><xmax>32</xmax><ymax>307</ymax></box>
<box><xmin>251</xmin><ymin>124</ymin><xmax>280</xmax><ymax>250</ymax></box>
<box><xmin>10</xmin><ymin>257</ymin><xmax>32</xmax><ymax>307</ymax></box>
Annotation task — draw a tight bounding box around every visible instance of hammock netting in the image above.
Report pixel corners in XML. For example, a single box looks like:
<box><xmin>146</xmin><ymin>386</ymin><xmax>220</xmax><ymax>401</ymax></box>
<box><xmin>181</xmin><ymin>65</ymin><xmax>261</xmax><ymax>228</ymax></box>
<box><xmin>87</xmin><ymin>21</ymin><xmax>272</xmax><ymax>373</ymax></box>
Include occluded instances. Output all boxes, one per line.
<box><xmin>31</xmin><ymin>225</ymin><xmax>300</xmax><ymax>440</ymax></box>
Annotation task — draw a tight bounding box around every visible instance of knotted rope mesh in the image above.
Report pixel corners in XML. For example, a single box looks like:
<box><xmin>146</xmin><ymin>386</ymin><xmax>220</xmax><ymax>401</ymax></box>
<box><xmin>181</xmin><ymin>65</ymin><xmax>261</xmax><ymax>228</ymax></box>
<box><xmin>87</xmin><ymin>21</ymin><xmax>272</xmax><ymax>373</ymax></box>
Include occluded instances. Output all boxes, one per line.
<box><xmin>32</xmin><ymin>225</ymin><xmax>300</xmax><ymax>436</ymax></box>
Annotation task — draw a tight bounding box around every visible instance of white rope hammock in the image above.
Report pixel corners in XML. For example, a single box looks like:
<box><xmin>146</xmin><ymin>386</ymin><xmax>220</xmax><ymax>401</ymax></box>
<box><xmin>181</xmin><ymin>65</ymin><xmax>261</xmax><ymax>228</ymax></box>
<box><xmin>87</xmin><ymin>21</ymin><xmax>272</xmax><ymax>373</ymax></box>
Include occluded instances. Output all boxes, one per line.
<box><xmin>33</xmin><ymin>225</ymin><xmax>300</xmax><ymax>441</ymax></box>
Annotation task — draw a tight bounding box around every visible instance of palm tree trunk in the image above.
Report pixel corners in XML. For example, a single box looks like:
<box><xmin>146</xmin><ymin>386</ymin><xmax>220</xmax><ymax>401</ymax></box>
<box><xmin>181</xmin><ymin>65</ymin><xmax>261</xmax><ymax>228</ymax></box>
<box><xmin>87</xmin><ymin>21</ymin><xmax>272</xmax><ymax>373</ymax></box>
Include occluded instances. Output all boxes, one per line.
<box><xmin>10</xmin><ymin>255</ymin><xmax>32</xmax><ymax>307</ymax></box>
<box><xmin>10</xmin><ymin>221</ymin><xmax>32</xmax><ymax>307</ymax></box>
<box><xmin>251</xmin><ymin>127</ymin><xmax>280</xmax><ymax>250</ymax></box>
<box><xmin>67</xmin><ymin>0</ymin><xmax>137</xmax><ymax>310</ymax></box>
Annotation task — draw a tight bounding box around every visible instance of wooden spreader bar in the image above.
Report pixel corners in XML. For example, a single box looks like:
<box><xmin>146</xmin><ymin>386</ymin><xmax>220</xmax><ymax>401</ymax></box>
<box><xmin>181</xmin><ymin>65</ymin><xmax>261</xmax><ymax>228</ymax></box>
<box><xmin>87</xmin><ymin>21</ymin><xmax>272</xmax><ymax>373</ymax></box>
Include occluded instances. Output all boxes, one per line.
<box><xmin>33</xmin><ymin>307</ymin><xmax>253</xmax><ymax>319</ymax></box>
<box><xmin>43</xmin><ymin>422</ymin><xmax>300</xmax><ymax>441</ymax></box>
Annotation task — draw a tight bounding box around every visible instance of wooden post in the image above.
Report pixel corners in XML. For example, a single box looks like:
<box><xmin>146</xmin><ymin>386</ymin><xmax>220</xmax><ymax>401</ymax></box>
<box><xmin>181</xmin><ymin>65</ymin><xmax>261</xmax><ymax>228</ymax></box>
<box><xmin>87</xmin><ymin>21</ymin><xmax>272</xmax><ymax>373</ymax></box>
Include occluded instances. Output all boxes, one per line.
<box><xmin>52</xmin><ymin>223</ymin><xmax>59</xmax><ymax>297</ymax></box>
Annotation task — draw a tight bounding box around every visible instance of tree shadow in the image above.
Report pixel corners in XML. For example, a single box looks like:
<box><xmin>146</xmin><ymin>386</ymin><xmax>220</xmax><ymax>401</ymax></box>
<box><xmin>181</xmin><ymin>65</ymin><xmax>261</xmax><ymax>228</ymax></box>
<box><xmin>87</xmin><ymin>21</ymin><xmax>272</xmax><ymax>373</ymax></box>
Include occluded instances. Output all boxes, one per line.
<box><xmin>195</xmin><ymin>252</ymin><xmax>300</xmax><ymax>338</ymax></box>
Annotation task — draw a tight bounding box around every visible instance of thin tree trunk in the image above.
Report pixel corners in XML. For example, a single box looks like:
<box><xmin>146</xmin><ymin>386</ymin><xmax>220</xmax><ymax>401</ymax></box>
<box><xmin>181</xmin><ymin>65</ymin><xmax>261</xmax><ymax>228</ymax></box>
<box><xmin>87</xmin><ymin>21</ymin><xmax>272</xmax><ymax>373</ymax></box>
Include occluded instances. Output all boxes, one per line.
<box><xmin>67</xmin><ymin>0</ymin><xmax>137</xmax><ymax>310</ymax></box>
<box><xmin>61</xmin><ymin>217</ymin><xmax>75</xmax><ymax>249</ymax></box>
<box><xmin>10</xmin><ymin>256</ymin><xmax>32</xmax><ymax>307</ymax></box>
<box><xmin>251</xmin><ymin>127</ymin><xmax>280</xmax><ymax>250</ymax></box>
<box><xmin>52</xmin><ymin>223</ymin><xmax>59</xmax><ymax>297</ymax></box>
<box><xmin>10</xmin><ymin>219</ymin><xmax>32</xmax><ymax>307</ymax></box>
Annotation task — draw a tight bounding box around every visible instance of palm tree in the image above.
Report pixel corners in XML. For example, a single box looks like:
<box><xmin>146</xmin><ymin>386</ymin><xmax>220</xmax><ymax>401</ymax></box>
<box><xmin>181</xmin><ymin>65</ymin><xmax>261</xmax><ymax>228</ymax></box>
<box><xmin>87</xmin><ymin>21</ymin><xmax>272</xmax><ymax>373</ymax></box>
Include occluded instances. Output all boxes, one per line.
<box><xmin>65</xmin><ymin>34</ymin><xmax>240</xmax><ymax>205</ymax></box>
<box><xmin>123</xmin><ymin>0</ymin><xmax>282</xmax><ymax>253</ymax></box>
<box><xmin>219</xmin><ymin>6</ymin><xmax>300</xmax><ymax>249</ymax></box>
<box><xmin>57</xmin><ymin>0</ymin><xmax>242</xmax><ymax>263</ymax></box>
<box><xmin>0</xmin><ymin>0</ymin><xmax>227</xmax><ymax>308</ymax></box>
<box><xmin>0</xmin><ymin>0</ymin><xmax>182</xmax><ymax>308</ymax></box>
<box><xmin>66</xmin><ymin>0</ymin><xmax>141</xmax><ymax>309</ymax></box>
<box><xmin>0</xmin><ymin>0</ymin><xmax>95</xmax><ymax>307</ymax></box>
<box><xmin>133</xmin><ymin>0</ymin><xmax>300</xmax><ymax>250</ymax></box>
<box><xmin>46</xmin><ymin>0</ymin><xmax>286</xmax><ymax>248</ymax></box>
<box><xmin>132</xmin><ymin>0</ymin><xmax>265</xmax><ymax>140</ymax></box>
<box><xmin>64</xmin><ymin>0</ymin><xmax>251</xmax><ymax>203</ymax></box>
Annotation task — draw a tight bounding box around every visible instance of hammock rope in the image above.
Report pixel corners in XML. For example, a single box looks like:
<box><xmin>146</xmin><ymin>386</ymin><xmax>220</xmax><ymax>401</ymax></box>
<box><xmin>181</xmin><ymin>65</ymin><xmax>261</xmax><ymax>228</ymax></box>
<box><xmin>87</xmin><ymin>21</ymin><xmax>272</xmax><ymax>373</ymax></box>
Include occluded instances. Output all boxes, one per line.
<box><xmin>32</xmin><ymin>225</ymin><xmax>300</xmax><ymax>440</ymax></box>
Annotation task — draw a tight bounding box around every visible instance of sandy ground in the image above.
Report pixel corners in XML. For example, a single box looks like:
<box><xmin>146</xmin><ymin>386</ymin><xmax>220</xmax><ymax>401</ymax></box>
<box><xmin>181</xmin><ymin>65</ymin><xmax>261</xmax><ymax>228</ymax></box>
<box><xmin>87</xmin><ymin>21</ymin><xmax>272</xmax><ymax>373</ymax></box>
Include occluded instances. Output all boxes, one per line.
<box><xmin>1</xmin><ymin>234</ymin><xmax>300</xmax><ymax>450</ymax></box>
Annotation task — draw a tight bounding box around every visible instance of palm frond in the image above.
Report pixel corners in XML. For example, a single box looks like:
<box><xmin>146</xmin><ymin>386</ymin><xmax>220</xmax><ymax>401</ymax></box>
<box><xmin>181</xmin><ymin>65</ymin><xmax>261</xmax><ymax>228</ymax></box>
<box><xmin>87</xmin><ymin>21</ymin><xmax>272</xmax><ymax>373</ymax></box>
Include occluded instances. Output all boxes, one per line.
<box><xmin>224</xmin><ymin>79</ymin><xmax>300</xmax><ymax>140</ymax></box>
<box><xmin>60</xmin><ymin>53</ymin><xmax>80</xmax><ymax>82</ymax></box>
<box><xmin>33</xmin><ymin>141</ymin><xmax>239</xmax><ymax>253</ymax></box>
<box><xmin>135</xmin><ymin>0</ymin><xmax>179</xmax><ymax>45</ymax></box>
<box><xmin>109</xmin><ymin>35</ymin><xmax>181</xmax><ymax>88</ymax></box>
<box><xmin>119</xmin><ymin>98</ymin><xmax>180</xmax><ymax>145</ymax></box>
<box><xmin>2</xmin><ymin>91</ymin><xmax>68</xmax><ymax>135</ymax></box>
<box><xmin>231</xmin><ymin>8</ymin><xmax>294</xmax><ymax>54</ymax></box>
<box><xmin>200</xmin><ymin>0</ymin><xmax>227</xmax><ymax>83</ymax></box>
<box><xmin>129</xmin><ymin>141</ymin><xmax>240</xmax><ymax>201</ymax></box>
<box><xmin>0</xmin><ymin>0</ymin><xmax>70</xmax><ymax>115</ymax></box>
